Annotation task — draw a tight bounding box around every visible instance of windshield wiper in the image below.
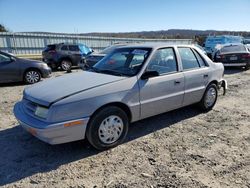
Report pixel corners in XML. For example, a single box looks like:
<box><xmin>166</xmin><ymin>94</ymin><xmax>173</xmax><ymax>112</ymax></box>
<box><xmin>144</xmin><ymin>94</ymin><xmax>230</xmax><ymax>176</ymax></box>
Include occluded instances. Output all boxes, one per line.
<box><xmin>88</xmin><ymin>67</ymin><xmax>129</xmax><ymax>76</ymax></box>
<box><xmin>98</xmin><ymin>69</ymin><xmax>130</xmax><ymax>76</ymax></box>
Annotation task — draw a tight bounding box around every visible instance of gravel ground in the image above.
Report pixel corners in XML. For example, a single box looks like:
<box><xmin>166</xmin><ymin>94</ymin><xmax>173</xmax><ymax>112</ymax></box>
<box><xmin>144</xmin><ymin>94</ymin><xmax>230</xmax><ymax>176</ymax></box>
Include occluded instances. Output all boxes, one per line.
<box><xmin>0</xmin><ymin>68</ymin><xmax>249</xmax><ymax>188</ymax></box>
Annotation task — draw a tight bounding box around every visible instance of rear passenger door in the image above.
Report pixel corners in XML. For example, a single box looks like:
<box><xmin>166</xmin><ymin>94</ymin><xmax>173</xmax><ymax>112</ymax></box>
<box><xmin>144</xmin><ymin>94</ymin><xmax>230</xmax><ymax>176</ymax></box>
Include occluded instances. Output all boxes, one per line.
<box><xmin>139</xmin><ymin>48</ymin><xmax>185</xmax><ymax>119</ymax></box>
<box><xmin>68</xmin><ymin>45</ymin><xmax>82</xmax><ymax>65</ymax></box>
<box><xmin>177</xmin><ymin>47</ymin><xmax>210</xmax><ymax>106</ymax></box>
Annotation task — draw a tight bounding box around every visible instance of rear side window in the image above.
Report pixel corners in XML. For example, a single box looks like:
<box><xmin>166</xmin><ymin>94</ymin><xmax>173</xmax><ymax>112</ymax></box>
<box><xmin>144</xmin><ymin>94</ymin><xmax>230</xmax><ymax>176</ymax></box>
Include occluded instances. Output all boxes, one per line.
<box><xmin>61</xmin><ymin>45</ymin><xmax>68</xmax><ymax>51</ymax></box>
<box><xmin>192</xmin><ymin>49</ymin><xmax>206</xmax><ymax>67</ymax></box>
<box><xmin>69</xmin><ymin>45</ymin><xmax>79</xmax><ymax>51</ymax></box>
<box><xmin>178</xmin><ymin>47</ymin><xmax>200</xmax><ymax>70</ymax></box>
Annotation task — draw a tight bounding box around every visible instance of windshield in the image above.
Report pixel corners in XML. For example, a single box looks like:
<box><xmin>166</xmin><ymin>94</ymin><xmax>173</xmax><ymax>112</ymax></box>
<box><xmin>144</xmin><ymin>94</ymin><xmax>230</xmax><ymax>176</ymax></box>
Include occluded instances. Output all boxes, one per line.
<box><xmin>91</xmin><ymin>48</ymin><xmax>152</xmax><ymax>76</ymax></box>
<box><xmin>79</xmin><ymin>44</ymin><xmax>92</xmax><ymax>55</ymax></box>
<box><xmin>100</xmin><ymin>45</ymin><xmax>124</xmax><ymax>54</ymax></box>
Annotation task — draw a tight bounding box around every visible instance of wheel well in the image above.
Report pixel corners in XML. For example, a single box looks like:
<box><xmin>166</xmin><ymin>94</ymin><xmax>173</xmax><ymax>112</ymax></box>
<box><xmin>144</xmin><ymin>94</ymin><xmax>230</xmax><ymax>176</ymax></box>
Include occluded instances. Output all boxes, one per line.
<box><xmin>208</xmin><ymin>80</ymin><xmax>218</xmax><ymax>87</ymax></box>
<box><xmin>59</xmin><ymin>57</ymin><xmax>72</xmax><ymax>63</ymax></box>
<box><xmin>23</xmin><ymin>68</ymin><xmax>42</xmax><ymax>79</ymax></box>
<box><xmin>90</xmin><ymin>102</ymin><xmax>132</xmax><ymax>123</ymax></box>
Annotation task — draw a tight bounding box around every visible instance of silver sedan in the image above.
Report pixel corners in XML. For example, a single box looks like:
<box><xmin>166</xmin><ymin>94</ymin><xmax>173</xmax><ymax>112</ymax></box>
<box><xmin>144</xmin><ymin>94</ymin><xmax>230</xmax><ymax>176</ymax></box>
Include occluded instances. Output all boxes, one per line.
<box><xmin>14</xmin><ymin>44</ymin><xmax>227</xmax><ymax>150</ymax></box>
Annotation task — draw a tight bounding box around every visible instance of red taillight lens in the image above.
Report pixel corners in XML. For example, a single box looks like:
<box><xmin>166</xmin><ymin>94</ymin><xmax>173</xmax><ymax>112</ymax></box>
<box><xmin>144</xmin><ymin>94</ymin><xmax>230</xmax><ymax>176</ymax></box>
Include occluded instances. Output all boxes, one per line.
<box><xmin>242</xmin><ymin>54</ymin><xmax>250</xmax><ymax>58</ymax></box>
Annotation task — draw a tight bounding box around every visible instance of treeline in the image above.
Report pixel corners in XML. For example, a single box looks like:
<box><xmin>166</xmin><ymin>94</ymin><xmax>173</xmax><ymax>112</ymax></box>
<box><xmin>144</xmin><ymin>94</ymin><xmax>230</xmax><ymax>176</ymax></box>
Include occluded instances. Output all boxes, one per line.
<box><xmin>83</xmin><ymin>29</ymin><xmax>250</xmax><ymax>39</ymax></box>
<box><xmin>0</xmin><ymin>24</ymin><xmax>8</xmax><ymax>32</ymax></box>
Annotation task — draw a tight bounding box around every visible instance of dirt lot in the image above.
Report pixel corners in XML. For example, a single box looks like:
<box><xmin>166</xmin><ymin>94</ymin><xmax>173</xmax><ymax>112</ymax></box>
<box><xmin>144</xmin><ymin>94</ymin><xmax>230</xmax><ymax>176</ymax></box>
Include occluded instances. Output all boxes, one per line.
<box><xmin>0</xmin><ymin>68</ymin><xmax>249</xmax><ymax>188</ymax></box>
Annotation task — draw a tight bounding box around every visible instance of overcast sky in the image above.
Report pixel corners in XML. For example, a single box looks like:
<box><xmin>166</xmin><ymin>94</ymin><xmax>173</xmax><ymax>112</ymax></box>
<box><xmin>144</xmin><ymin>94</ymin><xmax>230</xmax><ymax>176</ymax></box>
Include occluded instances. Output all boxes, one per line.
<box><xmin>0</xmin><ymin>0</ymin><xmax>249</xmax><ymax>33</ymax></box>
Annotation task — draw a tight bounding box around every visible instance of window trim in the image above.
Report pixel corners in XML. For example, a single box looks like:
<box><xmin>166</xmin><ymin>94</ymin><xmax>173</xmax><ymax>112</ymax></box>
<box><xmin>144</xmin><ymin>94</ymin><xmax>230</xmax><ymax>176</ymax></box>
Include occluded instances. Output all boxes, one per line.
<box><xmin>191</xmin><ymin>48</ymin><xmax>209</xmax><ymax>67</ymax></box>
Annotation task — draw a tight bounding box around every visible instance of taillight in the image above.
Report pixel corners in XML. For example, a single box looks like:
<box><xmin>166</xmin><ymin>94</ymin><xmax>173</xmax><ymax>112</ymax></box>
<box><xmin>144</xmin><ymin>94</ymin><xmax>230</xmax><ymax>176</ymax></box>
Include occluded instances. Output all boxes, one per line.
<box><xmin>242</xmin><ymin>54</ymin><xmax>250</xmax><ymax>58</ymax></box>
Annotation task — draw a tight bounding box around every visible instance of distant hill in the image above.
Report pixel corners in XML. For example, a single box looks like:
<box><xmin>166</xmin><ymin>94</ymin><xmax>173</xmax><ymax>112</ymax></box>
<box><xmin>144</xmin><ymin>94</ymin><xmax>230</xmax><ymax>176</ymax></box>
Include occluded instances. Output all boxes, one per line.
<box><xmin>20</xmin><ymin>29</ymin><xmax>250</xmax><ymax>45</ymax></box>
<box><xmin>81</xmin><ymin>29</ymin><xmax>250</xmax><ymax>39</ymax></box>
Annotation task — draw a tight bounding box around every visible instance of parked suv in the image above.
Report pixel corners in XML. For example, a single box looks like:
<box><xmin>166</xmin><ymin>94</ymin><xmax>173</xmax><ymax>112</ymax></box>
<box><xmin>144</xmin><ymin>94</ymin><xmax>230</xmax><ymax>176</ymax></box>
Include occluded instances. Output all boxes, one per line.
<box><xmin>42</xmin><ymin>43</ymin><xmax>93</xmax><ymax>71</ymax></box>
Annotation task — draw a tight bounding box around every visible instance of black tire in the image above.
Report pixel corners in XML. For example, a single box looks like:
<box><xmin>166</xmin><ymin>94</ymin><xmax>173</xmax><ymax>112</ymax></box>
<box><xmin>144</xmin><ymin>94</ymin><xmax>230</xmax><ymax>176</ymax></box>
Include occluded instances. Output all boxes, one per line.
<box><xmin>199</xmin><ymin>84</ymin><xmax>218</xmax><ymax>111</ymax></box>
<box><xmin>60</xmin><ymin>59</ymin><xmax>72</xmax><ymax>71</ymax></box>
<box><xmin>86</xmin><ymin>106</ymin><xmax>129</xmax><ymax>150</ymax></box>
<box><xmin>24</xmin><ymin>69</ymin><xmax>41</xmax><ymax>84</ymax></box>
<box><xmin>50</xmin><ymin>63</ymin><xmax>59</xmax><ymax>71</ymax></box>
<box><xmin>245</xmin><ymin>65</ymin><xmax>250</xmax><ymax>70</ymax></box>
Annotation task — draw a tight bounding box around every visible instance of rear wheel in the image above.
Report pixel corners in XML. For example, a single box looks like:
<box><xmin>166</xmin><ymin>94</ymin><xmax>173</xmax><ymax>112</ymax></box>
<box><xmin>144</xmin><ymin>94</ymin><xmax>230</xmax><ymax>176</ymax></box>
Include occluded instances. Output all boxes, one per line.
<box><xmin>199</xmin><ymin>84</ymin><xmax>218</xmax><ymax>111</ymax></box>
<box><xmin>61</xmin><ymin>59</ymin><xmax>72</xmax><ymax>71</ymax></box>
<box><xmin>24</xmin><ymin>70</ymin><xmax>41</xmax><ymax>84</ymax></box>
<box><xmin>86</xmin><ymin>106</ymin><xmax>129</xmax><ymax>150</ymax></box>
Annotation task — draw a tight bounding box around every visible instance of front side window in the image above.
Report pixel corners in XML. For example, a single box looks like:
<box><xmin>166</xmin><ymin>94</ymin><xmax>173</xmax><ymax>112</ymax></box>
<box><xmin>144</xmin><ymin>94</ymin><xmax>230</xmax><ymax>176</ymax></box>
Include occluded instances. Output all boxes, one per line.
<box><xmin>0</xmin><ymin>54</ymin><xmax>11</xmax><ymax>63</ymax></box>
<box><xmin>147</xmin><ymin>48</ymin><xmax>177</xmax><ymax>75</ymax></box>
<box><xmin>61</xmin><ymin>45</ymin><xmax>68</xmax><ymax>51</ymax></box>
<box><xmin>178</xmin><ymin>47</ymin><xmax>200</xmax><ymax>70</ymax></box>
<box><xmin>93</xmin><ymin>48</ymin><xmax>151</xmax><ymax>76</ymax></box>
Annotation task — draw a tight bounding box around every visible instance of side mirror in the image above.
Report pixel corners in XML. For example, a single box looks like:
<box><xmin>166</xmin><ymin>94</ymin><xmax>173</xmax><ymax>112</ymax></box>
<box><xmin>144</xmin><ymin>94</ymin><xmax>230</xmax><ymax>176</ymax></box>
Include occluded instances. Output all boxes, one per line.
<box><xmin>141</xmin><ymin>70</ymin><xmax>159</xmax><ymax>80</ymax></box>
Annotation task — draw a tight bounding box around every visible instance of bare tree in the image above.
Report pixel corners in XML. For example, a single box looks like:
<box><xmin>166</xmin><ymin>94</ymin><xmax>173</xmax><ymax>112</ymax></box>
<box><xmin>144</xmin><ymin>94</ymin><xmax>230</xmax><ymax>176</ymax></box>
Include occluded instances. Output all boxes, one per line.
<box><xmin>0</xmin><ymin>24</ymin><xmax>8</xmax><ymax>32</ymax></box>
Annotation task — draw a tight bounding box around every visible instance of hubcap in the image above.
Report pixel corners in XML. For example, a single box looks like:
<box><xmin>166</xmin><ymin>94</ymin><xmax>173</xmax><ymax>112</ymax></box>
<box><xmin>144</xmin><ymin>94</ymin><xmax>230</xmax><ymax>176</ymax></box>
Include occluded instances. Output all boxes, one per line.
<box><xmin>205</xmin><ymin>87</ymin><xmax>217</xmax><ymax>107</ymax></box>
<box><xmin>25</xmin><ymin>71</ymin><xmax>40</xmax><ymax>83</ymax></box>
<box><xmin>98</xmin><ymin>115</ymin><xmax>124</xmax><ymax>144</ymax></box>
<box><xmin>61</xmin><ymin>61</ymin><xmax>71</xmax><ymax>71</ymax></box>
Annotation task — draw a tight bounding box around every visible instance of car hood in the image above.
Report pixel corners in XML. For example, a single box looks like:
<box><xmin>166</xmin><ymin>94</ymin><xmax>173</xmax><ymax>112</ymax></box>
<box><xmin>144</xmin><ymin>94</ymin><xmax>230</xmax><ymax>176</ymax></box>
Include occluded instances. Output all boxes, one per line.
<box><xmin>18</xmin><ymin>57</ymin><xmax>44</xmax><ymax>64</ymax></box>
<box><xmin>86</xmin><ymin>53</ymin><xmax>105</xmax><ymax>59</ymax></box>
<box><xmin>23</xmin><ymin>71</ymin><xmax>126</xmax><ymax>107</ymax></box>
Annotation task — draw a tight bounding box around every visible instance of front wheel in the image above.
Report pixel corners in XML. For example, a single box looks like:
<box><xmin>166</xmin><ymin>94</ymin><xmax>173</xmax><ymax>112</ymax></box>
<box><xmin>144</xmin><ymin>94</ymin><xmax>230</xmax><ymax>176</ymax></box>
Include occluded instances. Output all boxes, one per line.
<box><xmin>61</xmin><ymin>59</ymin><xmax>72</xmax><ymax>71</ymax></box>
<box><xmin>86</xmin><ymin>106</ymin><xmax>129</xmax><ymax>150</ymax></box>
<box><xmin>24</xmin><ymin>70</ymin><xmax>41</xmax><ymax>84</ymax></box>
<box><xmin>199</xmin><ymin>84</ymin><xmax>218</xmax><ymax>111</ymax></box>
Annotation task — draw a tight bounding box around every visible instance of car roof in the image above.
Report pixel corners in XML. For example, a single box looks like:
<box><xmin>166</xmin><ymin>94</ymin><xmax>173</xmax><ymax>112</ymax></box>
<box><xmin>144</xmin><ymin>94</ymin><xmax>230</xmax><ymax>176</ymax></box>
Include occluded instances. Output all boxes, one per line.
<box><xmin>114</xmin><ymin>43</ymin><xmax>195</xmax><ymax>50</ymax></box>
<box><xmin>47</xmin><ymin>43</ymin><xmax>84</xmax><ymax>46</ymax></box>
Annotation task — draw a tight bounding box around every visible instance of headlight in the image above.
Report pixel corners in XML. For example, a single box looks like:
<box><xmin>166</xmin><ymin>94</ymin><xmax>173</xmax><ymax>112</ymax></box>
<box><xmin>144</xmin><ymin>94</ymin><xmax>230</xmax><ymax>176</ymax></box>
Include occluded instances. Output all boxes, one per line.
<box><xmin>35</xmin><ymin>106</ymin><xmax>48</xmax><ymax>119</ymax></box>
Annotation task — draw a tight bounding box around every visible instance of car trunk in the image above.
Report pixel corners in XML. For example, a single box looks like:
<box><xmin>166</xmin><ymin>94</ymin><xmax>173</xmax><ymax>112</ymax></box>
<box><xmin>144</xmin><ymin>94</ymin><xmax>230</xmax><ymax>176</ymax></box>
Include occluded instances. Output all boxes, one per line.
<box><xmin>218</xmin><ymin>52</ymin><xmax>250</xmax><ymax>64</ymax></box>
<box><xmin>42</xmin><ymin>44</ymin><xmax>57</xmax><ymax>61</ymax></box>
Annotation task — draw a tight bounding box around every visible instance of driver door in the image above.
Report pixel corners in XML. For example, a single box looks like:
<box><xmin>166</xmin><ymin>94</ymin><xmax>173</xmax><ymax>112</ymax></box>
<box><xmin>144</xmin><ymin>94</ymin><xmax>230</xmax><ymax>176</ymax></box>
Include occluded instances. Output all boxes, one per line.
<box><xmin>139</xmin><ymin>48</ymin><xmax>185</xmax><ymax>119</ymax></box>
